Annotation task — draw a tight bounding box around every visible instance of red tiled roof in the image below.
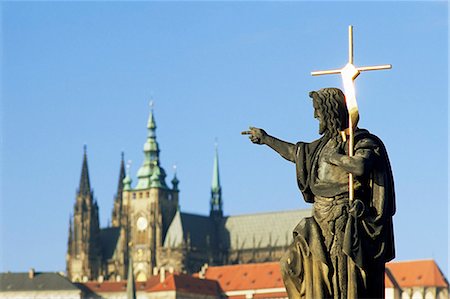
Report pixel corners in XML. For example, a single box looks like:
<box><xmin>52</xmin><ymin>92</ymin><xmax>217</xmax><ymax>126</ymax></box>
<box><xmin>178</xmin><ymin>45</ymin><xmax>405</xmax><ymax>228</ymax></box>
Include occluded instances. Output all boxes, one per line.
<box><xmin>81</xmin><ymin>277</ymin><xmax>159</xmax><ymax>293</ymax></box>
<box><xmin>386</xmin><ymin>259</ymin><xmax>449</xmax><ymax>288</ymax></box>
<box><xmin>202</xmin><ymin>262</ymin><xmax>285</xmax><ymax>292</ymax></box>
<box><xmin>81</xmin><ymin>274</ymin><xmax>219</xmax><ymax>296</ymax></box>
<box><xmin>148</xmin><ymin>273</ymin><xmax>220</xmax><ymax>296</ymax></box>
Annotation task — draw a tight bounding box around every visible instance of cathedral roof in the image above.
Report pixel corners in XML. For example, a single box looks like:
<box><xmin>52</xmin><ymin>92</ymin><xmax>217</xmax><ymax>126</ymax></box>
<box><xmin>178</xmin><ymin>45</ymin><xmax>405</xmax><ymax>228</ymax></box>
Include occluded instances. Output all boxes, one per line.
<box><xmin>163</xmin><ymin>211</ymin><xmax>215</xmax><ymax>249</ymax></box>
<box><xmin>163</xmin><ymin>209</ymin><xmax>311</xmax><ymax>251</ymax></box>
<box><xmin>220</xmin><ymin>209</ymin><xmax>311</xmax><ymax>250</ymax></box>
<box><xmin>99</xmin><ymin>227</ymin><xmax>121</xmax><ymax>261</ymax></box>
<box><xmin>0</xmin><ymin>272</ymin><xmax>81</xmax><ymax>292</ymax></box>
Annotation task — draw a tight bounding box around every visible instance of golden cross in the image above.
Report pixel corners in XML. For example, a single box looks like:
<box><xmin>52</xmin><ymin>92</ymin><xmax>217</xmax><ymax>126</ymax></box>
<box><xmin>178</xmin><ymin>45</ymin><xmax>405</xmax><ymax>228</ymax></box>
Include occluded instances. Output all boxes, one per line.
<box><xmin>311</xmin><ymin>25</ymin><xmax>391</xmax><ymax>204</ymax></box>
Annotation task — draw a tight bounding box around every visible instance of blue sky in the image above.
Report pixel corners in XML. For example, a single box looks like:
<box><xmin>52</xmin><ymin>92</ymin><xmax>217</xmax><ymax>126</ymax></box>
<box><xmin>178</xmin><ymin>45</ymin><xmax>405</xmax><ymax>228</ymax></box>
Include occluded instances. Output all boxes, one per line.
<box><xmin>1</xmin><ymin>2</ymin><xmax>448</xmax><ymax>276</ymax></box>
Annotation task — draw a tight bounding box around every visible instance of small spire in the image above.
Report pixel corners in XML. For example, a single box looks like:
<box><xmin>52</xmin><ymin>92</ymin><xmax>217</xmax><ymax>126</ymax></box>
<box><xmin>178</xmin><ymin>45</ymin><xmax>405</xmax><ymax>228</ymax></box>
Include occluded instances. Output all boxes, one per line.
<box><xmin>78</xmin><ymin>146</ymin><xmax>91</xmax><ymax>196</ymax></box>
<box><xmin>211</xmin><ymin>142</ymin><xmax>220</xmax><ymax>193</ymax></box>
<box><xmin>123</xmin><ymin>160</ymin><xmax>133</xmax><ymax>191</ymax></box>
<box><xmin>147</xmin><ymin>101</ymin><xmax>156</xmax><ymax>131</ymax></box>
<box><xmin>171</xmin><ymin>164</ymin><xmax>179</xmax><ymax>191</ymax></box>
<box><xmin>210</xmin><ymin>143</ymin><xmax>223</xmax><ymax>218</ymax></box>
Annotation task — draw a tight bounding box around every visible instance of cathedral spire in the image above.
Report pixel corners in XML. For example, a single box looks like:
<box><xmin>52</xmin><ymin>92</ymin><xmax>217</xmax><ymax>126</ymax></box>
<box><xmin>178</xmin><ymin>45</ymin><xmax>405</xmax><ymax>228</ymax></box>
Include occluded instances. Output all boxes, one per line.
<box><xmin>117</xmin><ymin>152</ymin><xmax>126</xmax><ymax>192</ymax></box>
<box><xmin>67</xmin><ymin>146</ymin><xmax>101</xmax><ymax>281</ymax></box>
<box><xmin>112</xmin><ymin>152</ymin><xmax>126</xmax><ymax>227</ymax></box>
<box><xmin>135</xmin><ymin>102</ymin><xmax>167</xmax><ymax>189</ymax></box>
<box><xmin>78</xmin><ymin>145</ymin><xmax>91</xmax><ymax>196</ymax></box>
<box><xmin>210</xmin><ymin>144</ymin><xmax>223</xmax><ymax>218</ymax></box>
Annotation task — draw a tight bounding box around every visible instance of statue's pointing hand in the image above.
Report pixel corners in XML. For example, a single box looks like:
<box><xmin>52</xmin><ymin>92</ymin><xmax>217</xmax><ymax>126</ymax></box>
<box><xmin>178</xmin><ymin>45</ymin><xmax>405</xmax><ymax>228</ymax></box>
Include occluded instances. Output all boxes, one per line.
<box><xmin>241</xmin><ymin>127</ymin><xmax>267</xmax><ymax>145</ymax></box>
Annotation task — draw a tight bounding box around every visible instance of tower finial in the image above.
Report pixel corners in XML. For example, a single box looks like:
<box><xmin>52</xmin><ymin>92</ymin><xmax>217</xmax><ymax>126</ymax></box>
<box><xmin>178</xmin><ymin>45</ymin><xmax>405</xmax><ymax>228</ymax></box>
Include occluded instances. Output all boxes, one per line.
<box><xmin>83</xmin><ymin>144</ymin><xmax>87</xmax><ymax>155</ymax></box>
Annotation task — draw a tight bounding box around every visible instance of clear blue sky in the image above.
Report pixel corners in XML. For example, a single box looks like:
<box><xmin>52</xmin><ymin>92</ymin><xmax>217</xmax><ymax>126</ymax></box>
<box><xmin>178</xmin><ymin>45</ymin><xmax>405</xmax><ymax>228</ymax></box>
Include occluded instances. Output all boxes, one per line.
<box><xmin>1</xmin><ymin>2</ymin><xmax>448</xmax><ymax>276</ymax></box>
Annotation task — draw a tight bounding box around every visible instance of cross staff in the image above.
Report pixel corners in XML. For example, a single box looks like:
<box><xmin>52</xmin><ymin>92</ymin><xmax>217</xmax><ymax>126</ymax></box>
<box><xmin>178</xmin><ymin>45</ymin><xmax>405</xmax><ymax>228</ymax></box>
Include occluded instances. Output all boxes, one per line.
<box><xmin>311</xmin><ymin>25</ymin><xmax>391</xmax><ymax>204</ymax></box>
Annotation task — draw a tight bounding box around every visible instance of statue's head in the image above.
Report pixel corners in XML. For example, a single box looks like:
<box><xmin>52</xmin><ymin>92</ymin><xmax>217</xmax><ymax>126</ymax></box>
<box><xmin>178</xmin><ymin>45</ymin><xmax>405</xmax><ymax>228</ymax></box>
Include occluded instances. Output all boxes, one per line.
<box><xmin>309</xmin><ymin>88</ymin><xmax>348</xmax><ymax>136</ymax></box>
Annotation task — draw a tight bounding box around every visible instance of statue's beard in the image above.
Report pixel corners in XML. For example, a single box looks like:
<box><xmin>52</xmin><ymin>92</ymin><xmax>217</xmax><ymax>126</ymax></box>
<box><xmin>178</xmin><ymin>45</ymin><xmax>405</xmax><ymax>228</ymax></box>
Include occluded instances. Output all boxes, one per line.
<box><xmin>319</xmin><ymin>122</ymin><xmax>327</xmax><ymax>135</ymax></box>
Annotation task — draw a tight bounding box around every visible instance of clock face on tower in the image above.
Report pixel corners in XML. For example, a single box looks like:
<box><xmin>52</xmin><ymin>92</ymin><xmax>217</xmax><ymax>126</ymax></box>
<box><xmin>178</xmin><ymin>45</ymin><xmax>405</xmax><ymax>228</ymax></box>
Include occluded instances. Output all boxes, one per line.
<box><xmin>136</xmin><ymin>216</ymin><xmax>148</xmax><ymax>231</ymax></box>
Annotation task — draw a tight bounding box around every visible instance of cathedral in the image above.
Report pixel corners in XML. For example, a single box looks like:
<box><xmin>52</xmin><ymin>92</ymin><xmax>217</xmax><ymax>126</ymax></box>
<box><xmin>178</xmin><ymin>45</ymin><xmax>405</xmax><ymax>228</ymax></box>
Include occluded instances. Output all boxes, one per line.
<box><xmin>66</xmin><ymin>106</ymin><xmax>309</xmax><ymax>282</ymax></box>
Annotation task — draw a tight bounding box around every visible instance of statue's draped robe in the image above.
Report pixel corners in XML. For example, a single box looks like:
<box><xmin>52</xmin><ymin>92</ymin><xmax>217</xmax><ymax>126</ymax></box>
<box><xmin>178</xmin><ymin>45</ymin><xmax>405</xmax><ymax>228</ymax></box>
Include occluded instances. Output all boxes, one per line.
<box><xmin>280</xmin><ymin>129</ymin><xmax>395</xmax><ymax>299</ymax></box>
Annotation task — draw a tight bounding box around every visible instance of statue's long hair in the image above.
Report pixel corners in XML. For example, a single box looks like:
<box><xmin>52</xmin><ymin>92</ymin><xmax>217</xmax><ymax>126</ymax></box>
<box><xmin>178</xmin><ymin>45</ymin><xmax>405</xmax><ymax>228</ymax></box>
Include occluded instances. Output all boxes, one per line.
<box><xmin>309</xmin><ymin>88</ymin><xmax>349</xmax><ymax>137</ymax></box>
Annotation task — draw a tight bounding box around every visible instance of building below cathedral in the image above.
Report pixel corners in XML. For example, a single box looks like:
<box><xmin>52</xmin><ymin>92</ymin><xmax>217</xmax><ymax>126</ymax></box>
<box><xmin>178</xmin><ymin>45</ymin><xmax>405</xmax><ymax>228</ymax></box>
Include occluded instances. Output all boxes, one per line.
<box><xmin>2</xmin><ymin>260</ymin><xmax>448</xmax><ymax>299</ymax></box>
<box><xmin>65</xmin><ymin>106</ymin><xmax>310</xmax><ymax>282</ymax></box>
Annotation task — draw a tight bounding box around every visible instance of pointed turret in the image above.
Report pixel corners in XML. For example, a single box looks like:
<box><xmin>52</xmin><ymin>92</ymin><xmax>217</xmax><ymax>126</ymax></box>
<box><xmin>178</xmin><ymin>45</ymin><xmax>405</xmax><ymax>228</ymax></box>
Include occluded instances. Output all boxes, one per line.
<box><xmin>112</xmin><ymin>153</ymin><xmax>126</xmax><ymax>227</ymax></box>
<box><xmin>78</xmin><ymin>145</ymin><xmax>91</xmax><ymax>197</ymax></box>
<box><xmin>126</xmin><ymin>256</ymin><xmax>136</xmax><ymax>299</ymax></box>
<box><xmin>135</xmin><ymin>105</ymin><xmax>168</xmax><ymax>189</ymax></box>
<box><xmin>171</xmin><ymin>165</ymin><xmax>179</xmax><ymax>191</ymax></box>
<box><xmin>123</xmin><ymin>160</ymin><xmax>132</xmax><ymax>191</ymax></box>
<box><xmin>210</xmin><ymin>145</ymin><xmax>223</xmax><ymax>218</ymax></box>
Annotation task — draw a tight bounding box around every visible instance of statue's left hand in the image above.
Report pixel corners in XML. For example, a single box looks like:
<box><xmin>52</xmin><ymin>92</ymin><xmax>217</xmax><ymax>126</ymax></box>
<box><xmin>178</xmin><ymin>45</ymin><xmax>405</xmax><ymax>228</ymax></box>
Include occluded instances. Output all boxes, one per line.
<box><xmin>349</xmin><ymin>199</ymin><xmax>365</xmax><ymax>218</ymax></box>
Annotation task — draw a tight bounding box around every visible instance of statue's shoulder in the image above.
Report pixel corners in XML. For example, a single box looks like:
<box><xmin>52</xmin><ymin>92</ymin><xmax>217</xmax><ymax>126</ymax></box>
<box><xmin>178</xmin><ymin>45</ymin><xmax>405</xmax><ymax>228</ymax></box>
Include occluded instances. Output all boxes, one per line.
<box><xmin>354</xmin><ymin>128</ymin><xmax>384</xmax><ymax>150</ymax></box>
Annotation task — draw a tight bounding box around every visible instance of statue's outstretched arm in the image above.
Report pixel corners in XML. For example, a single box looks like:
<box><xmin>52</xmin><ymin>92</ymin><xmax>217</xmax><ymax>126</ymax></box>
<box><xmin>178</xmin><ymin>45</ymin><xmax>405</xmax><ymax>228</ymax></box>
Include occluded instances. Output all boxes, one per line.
<box><xmin>242</xmin><ymin>127</ymin><xmax>296</xmax><ymax>162</ymax></box>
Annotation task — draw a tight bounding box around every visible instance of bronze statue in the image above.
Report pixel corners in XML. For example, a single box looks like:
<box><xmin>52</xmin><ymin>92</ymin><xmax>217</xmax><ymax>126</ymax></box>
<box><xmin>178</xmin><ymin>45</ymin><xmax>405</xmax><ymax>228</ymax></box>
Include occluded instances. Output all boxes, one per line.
<box><xmin>242</xmin><ymin>88</ymin><xmax>395</xmax><ymax>299</ymax></box>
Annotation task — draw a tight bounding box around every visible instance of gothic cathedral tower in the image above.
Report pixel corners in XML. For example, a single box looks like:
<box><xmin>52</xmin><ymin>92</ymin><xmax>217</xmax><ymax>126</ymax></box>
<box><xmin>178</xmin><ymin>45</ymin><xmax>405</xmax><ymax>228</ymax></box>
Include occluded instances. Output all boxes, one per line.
<box><xmin>66</xmin><ymin>147</ymin><xmax>101</xmax><ymax>282</ymax></box>
<box><xmin>120</xmin><ymin>106</ymin><xmax>179</xmax><ymax>281</ymax></box>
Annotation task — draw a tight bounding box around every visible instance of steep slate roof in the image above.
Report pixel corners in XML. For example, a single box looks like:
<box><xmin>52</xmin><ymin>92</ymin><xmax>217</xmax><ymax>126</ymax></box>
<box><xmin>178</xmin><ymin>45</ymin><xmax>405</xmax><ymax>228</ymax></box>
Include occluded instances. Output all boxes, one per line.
<box><xmin>163</xmin><ymin>211</ymin><xmax>215</xmax><ymax>249</ymax></box>
<box><xmin>99</xmin><ymin>227</ymin><xmax>121</xmax><ymax>261</ymax></box>
<box><xmin>220</xmin><ymin>209</ymin><xmax>311</xmax><ymax>250</ymax></box>
<box><xmin>386</xmin><ymin>259</ymin><xmax>449</xmax><ymax>288</ymax></box>
<box><xmin>0</xmin><ymin>272</ymin><xmax>80</xmax><ymax>292</ymax></box>
<box><xmin>164</xmin><ymin>209</ymin><xmax>311</xmax><ymax>251</ymax></box>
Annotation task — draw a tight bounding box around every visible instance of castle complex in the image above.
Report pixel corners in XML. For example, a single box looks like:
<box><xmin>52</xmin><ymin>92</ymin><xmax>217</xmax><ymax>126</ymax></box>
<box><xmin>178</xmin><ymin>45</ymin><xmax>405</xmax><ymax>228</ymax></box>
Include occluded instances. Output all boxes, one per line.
<box><xmin>66</xmin><ymin>107</ymin><xmax>309</xmax><ymax>282</ymax></box>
